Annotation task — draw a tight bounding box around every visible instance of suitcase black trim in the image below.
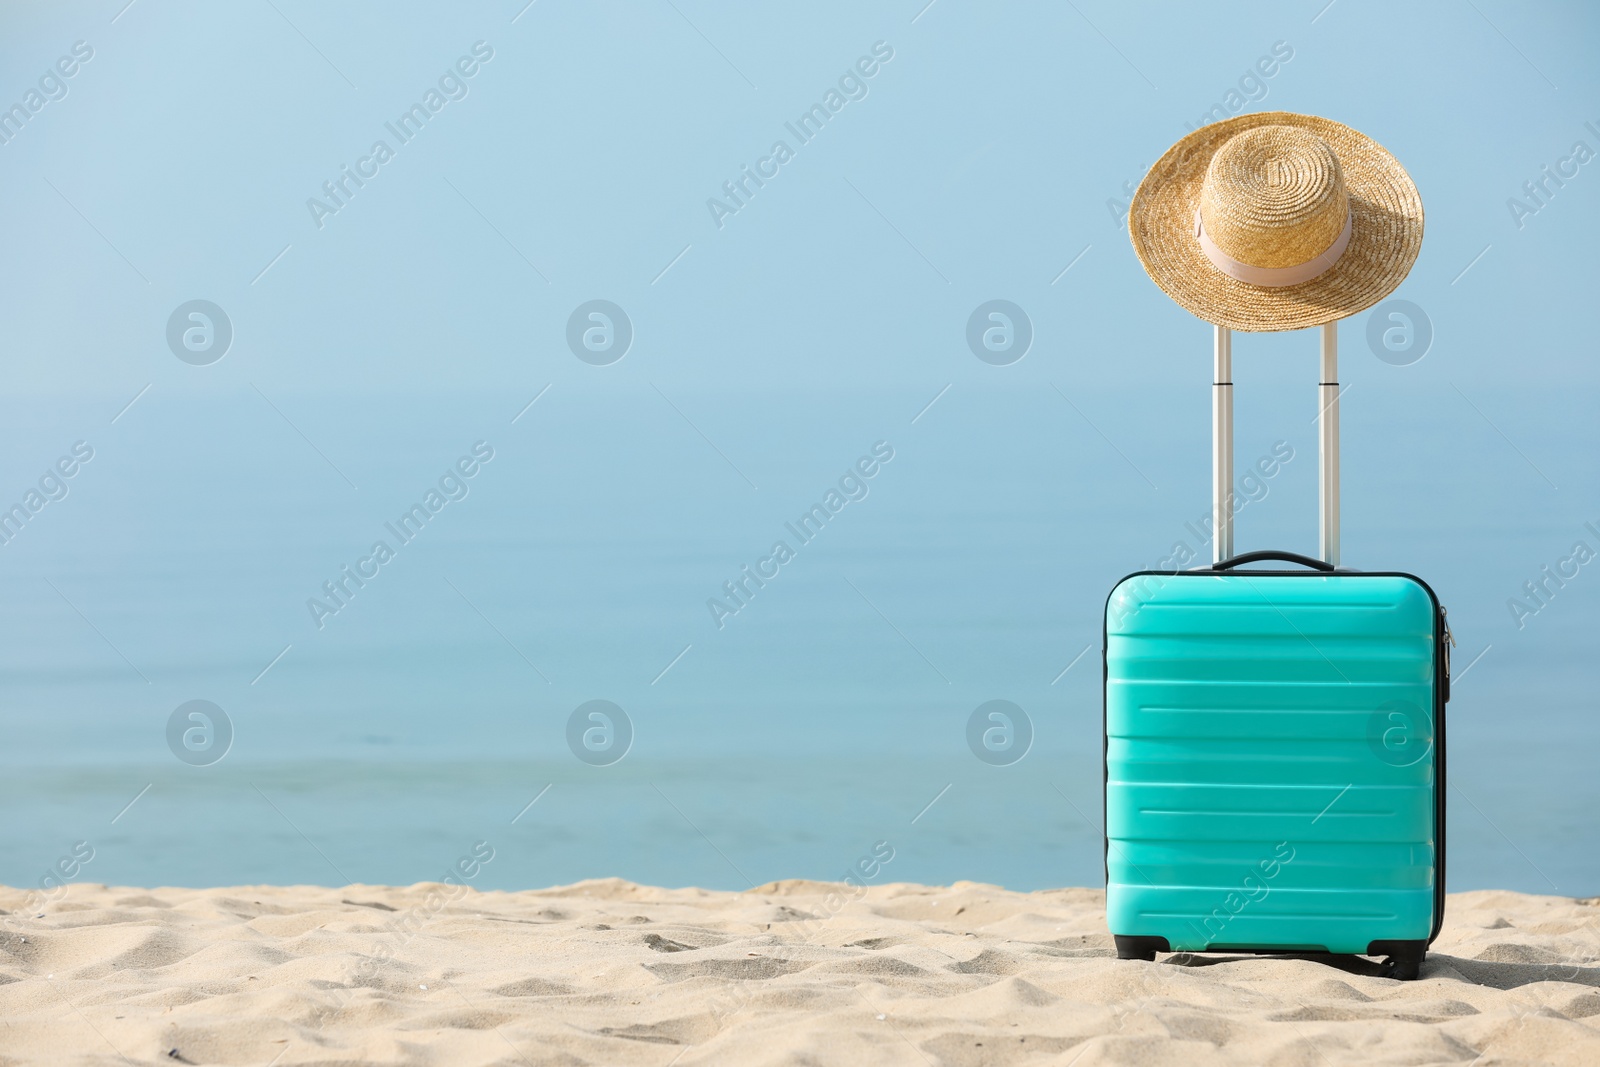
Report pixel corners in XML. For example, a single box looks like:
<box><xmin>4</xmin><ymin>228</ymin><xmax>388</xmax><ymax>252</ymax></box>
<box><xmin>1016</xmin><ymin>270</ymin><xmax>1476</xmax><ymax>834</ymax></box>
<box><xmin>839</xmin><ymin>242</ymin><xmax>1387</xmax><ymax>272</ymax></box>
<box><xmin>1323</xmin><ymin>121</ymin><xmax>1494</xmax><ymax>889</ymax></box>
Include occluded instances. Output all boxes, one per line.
<box><xmin>1101</xmin><ymin>564</ymin><xmax>1449</xmax><ymax>956</ymax></box>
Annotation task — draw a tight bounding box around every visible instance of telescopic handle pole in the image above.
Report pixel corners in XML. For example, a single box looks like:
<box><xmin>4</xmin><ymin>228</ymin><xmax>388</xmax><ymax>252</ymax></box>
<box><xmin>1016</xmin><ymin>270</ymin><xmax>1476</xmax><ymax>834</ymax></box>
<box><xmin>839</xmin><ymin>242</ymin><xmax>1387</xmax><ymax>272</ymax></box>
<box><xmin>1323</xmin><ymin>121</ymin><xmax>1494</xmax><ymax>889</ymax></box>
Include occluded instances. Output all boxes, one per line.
<box><xmin>1213</xmin><ymin>325</ymin><xmax>1233</xmax><ymax>564</ymax></box>
<box><xmin>1319</xmin><ymin>321</ymin><xmax>1340</xmax><ymax>567</ymax></box>
<box><xmin>1213</xmin><ymin>321</ymin><xmax>1341</xmax><ymax>567</ymax></box>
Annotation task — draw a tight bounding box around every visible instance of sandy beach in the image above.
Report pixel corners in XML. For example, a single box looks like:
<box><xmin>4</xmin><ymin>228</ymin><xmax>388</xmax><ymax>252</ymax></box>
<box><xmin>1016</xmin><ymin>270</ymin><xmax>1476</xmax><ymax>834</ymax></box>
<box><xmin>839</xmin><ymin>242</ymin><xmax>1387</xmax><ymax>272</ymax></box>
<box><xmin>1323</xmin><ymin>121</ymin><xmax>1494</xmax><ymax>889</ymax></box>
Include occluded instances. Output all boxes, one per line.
<box><xmin>2</xmin><ymin>880</ymin><xmax>1597</xmax><ymax>1066</ymax></box>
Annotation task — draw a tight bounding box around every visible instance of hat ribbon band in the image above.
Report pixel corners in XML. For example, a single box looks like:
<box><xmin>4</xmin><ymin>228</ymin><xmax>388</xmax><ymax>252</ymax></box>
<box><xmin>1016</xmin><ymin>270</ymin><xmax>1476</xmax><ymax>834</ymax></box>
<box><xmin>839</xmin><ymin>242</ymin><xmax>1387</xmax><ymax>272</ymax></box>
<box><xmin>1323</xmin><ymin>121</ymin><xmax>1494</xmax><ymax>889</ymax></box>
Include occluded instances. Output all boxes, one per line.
<box><xmin>1194</xmin><ymin>207</ymin><xmax>1353</xmax><ymax>287</ymax></box>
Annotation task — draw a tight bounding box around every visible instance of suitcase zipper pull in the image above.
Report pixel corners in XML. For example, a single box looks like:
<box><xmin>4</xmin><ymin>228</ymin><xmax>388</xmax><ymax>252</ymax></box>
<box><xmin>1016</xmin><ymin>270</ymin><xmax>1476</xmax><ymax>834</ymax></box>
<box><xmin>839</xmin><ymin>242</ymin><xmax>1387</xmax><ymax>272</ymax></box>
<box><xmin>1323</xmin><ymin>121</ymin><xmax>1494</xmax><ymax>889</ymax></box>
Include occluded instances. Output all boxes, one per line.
<box><xmin>1440</xmin><ymin>605</ymin><xmax>1455</xmax><ymax>699</ymax></box>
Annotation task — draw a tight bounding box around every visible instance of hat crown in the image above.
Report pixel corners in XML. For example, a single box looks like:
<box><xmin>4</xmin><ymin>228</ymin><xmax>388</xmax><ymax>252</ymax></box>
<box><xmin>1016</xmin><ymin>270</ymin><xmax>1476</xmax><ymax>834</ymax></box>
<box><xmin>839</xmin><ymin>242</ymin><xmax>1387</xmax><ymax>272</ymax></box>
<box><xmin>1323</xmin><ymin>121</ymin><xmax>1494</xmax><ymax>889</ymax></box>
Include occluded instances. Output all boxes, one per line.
<box><xmin>1199</xmin><ymin>125</ymin><xmax>1348</xmax><ymax>269</ymax></box>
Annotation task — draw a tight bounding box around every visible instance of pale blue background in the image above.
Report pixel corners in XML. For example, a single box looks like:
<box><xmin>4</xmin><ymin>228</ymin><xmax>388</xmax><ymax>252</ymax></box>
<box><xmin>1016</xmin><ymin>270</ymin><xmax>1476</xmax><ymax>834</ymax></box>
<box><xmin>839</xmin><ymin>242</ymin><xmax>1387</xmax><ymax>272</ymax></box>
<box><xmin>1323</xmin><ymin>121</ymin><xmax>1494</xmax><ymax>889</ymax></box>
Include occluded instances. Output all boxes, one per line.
<box><xmin>1</xmin><ymin>1</ymin><xmax>1596</xmax><ymax>897</ymax></box>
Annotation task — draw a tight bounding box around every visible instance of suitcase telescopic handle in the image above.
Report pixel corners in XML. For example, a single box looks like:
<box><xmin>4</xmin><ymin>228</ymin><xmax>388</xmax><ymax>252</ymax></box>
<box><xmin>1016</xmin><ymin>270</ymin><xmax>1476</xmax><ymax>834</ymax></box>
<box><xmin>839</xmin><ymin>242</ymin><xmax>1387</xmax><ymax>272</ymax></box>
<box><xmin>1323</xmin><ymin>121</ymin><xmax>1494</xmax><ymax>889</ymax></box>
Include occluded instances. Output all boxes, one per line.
<box><xmin>1212</xmin><ymin>321</ymin><xmax>1340</xmax><ymax>566</ymax></box>
<box><xmin>1210</xmin><ymin>550</ymin><xmax>1335</xmax><ymax>573</ymax></box>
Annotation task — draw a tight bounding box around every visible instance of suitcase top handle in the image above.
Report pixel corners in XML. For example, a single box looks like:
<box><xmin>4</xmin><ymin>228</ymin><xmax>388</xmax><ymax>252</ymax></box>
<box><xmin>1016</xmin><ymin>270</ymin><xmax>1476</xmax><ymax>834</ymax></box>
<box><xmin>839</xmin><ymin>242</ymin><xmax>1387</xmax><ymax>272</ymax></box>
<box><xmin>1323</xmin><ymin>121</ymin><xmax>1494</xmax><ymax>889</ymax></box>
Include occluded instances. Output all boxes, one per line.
<box><xmin>1213</xmin><ymin>321</ymin><xmax>1340</xmax><ymax>566</ymax></box>
<box><xmin>1210</xmin><ymin>550</ymin><xmax>1335</xmax><ymax>573</ymax></box>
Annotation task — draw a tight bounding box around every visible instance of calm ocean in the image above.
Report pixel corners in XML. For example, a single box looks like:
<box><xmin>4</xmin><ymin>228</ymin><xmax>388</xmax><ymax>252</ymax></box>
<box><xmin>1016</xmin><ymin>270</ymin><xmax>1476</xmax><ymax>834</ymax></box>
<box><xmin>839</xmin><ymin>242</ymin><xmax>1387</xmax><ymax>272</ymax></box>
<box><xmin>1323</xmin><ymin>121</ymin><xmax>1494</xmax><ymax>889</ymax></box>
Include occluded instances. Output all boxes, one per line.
<box><xmin>3</xmin><ymin>382</ymin><xmax>1594</xmax><ymax>897</ymax></box>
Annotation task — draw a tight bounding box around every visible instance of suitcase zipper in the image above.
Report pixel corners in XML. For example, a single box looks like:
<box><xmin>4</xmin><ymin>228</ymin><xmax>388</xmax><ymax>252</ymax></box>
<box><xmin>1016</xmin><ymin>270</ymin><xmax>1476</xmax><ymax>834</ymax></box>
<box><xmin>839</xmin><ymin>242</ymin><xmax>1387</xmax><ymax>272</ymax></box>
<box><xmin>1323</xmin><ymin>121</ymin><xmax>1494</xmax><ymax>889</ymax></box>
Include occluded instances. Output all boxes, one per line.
<box><xmin>1440</xmin><ymin>605</ymin><xmax>1455</xmax><ymax>698</ymax></box>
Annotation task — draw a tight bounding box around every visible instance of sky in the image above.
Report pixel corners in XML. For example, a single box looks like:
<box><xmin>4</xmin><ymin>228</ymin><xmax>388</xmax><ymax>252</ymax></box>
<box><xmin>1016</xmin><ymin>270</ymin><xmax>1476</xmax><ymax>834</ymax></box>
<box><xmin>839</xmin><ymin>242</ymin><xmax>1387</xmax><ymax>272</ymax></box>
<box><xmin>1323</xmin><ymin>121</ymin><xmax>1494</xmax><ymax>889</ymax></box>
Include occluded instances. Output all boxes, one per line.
<box><xmin>0</xmin><ymin>1</ymin><xmax>1595</xmax><ymax>396</ymax></box>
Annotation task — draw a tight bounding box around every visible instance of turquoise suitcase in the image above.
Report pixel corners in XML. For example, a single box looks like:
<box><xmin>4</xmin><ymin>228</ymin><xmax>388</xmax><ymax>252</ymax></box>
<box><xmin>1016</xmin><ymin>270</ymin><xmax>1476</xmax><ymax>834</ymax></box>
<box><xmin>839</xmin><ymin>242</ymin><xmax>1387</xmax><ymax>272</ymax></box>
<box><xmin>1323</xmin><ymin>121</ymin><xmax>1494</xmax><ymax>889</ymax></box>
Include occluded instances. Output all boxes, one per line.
<box><xmin>1103</xmin><ymin>323</ymin><xmax>1451</xmax><ymax>980</ymax></box>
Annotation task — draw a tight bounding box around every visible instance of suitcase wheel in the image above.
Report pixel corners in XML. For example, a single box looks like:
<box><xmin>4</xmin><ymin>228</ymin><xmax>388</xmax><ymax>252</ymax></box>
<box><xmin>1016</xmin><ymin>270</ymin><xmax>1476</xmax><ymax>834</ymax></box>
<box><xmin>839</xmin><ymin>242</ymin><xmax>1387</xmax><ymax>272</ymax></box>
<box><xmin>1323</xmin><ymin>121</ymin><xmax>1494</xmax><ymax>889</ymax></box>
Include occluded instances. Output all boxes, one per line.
<box><xmin>1380</xmin><ymin>954</ymin><xmax>1423</xmax><ymax>981</ymax></box>
<box><xmin>1113</xmin><ymin>935</ymin><xmax>1169</xmax><ymax>962</ymax></box>
<box><xmin>1370</xmin><ymin>940</ymin><xmax>1427</xmax><ymax>981</ymax></box>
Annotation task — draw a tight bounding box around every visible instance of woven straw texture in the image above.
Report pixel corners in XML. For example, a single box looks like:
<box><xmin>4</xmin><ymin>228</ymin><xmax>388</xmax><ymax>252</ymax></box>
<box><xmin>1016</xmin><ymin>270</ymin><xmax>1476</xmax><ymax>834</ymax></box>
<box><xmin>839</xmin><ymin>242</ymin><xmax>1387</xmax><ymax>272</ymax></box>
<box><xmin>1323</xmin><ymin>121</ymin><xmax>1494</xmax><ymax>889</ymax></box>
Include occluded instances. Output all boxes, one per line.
<box><xmin>1129</xmin><ymin>111</ymin><xmax>1423</xmax><ymax>332</ymax></box>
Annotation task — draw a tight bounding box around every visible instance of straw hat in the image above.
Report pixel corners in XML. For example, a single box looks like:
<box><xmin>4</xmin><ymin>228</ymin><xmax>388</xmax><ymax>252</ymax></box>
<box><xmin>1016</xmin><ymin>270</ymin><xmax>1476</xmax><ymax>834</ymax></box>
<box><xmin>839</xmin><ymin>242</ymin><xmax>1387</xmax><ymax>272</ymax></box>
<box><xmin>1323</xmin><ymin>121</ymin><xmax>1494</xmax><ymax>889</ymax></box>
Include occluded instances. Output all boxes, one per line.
<box><xmin>1128</xmin><ymin>112</ymin><xmax>1422</xmax><ymax>332</ymax></box>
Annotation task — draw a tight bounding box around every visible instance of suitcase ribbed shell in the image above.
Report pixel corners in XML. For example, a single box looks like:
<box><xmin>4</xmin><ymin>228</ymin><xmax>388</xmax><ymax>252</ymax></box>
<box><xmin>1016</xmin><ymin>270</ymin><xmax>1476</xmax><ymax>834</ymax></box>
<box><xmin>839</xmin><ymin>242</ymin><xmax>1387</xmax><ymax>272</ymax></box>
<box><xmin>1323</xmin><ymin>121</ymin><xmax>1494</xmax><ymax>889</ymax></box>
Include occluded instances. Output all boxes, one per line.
<box><xmin>1104</xmin><ymin>571</ymin><xmax>1441</xmax><ymax>954</ymax></box>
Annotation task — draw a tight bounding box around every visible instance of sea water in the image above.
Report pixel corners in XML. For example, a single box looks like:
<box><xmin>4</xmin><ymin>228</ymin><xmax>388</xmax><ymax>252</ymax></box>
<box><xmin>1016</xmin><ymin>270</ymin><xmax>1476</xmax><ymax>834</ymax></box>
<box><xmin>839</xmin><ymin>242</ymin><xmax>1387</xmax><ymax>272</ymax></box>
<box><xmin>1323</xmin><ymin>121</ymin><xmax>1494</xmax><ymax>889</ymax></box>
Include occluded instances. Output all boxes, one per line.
<box><xmin>2</xmin><ymin>383</ymin><xmax>1593</xmax><ymax>897</ymax></box>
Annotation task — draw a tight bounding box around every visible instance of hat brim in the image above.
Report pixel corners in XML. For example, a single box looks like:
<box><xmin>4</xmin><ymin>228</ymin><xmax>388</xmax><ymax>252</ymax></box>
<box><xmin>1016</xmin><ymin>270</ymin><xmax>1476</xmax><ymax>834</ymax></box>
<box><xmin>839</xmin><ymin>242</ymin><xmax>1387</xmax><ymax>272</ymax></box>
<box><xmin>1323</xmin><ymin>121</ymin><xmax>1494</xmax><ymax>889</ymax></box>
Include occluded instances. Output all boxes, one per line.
<box><xmin>1128</xmin><ymin>111</ymin><xmax>1423</xmax><ymax>332</ymax></box>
